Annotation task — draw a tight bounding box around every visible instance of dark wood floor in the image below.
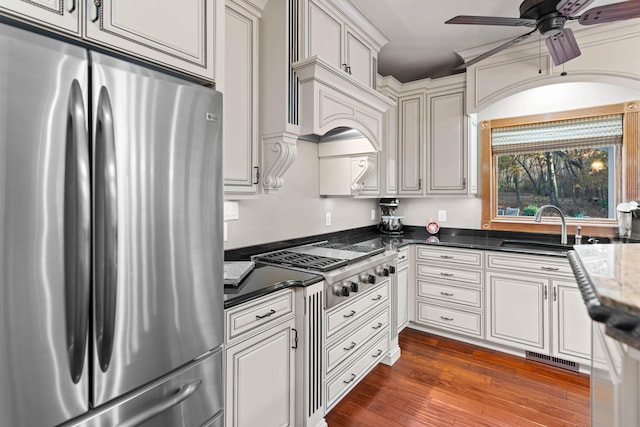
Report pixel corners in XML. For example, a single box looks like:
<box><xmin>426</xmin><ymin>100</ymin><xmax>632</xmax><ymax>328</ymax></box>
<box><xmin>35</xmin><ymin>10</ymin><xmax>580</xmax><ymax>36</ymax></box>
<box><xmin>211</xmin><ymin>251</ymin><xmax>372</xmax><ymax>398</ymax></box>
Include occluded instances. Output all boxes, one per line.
<box><xmin>325</xmin><ymin>328</ymin><xmax>590</xmax><ymax>427</ymax></box>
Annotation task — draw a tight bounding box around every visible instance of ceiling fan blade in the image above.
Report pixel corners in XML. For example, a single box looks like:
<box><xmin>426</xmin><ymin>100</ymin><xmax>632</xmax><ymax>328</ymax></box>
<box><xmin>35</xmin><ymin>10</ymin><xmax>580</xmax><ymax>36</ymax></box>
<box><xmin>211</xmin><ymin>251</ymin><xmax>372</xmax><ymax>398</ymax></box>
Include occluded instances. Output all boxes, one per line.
<box><xmin>579</xmin><ymin>0</ymin><xmax>640</xmax><ymax>25</ymax></box>
<box><xmin>454</xmin><ymin>28</ymin><xmax>538</xmax><ymax>70</ymax></box>
<box><xmin>445</xmin><ymin>15</ymin><xmax>537</xmax><ymax>27</ymax></box>
<box><xmin>556</xmin><ymin>0</ymin><xmax>596</xmax><ymax>17</ymax></box>
<box><xmin>545</xmin><ymin>28</ymin><xmax>581</xmax><ymax>65</ymax></box>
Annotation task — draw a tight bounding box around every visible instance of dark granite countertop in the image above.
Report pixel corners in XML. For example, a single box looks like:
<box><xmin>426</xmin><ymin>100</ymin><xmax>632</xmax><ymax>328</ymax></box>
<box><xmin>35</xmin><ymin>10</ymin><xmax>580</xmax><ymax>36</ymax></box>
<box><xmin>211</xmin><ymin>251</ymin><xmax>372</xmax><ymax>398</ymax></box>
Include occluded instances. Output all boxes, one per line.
<box><xmin>223</xmin><ymin>225</ymin><xmax>613</xmax><ymax>309</ymax></box>
<box><xmin>224</xmin><ymin>263</ymin><xmax>323</xmax><ymax>309</ymax></box>
<box><xmin>569</xmin><ymin>244</ymin><xmax>640</xmax><ymax>349</ymax></box>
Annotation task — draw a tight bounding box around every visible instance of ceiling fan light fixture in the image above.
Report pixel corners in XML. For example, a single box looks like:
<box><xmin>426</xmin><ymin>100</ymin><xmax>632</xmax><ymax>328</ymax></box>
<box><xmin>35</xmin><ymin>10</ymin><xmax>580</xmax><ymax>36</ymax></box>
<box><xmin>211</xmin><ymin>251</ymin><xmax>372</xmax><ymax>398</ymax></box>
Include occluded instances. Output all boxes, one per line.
<box><xmin>545</xmin><ymin>28</ymin><xmax>581</xmax><ymax>66</ymax></box>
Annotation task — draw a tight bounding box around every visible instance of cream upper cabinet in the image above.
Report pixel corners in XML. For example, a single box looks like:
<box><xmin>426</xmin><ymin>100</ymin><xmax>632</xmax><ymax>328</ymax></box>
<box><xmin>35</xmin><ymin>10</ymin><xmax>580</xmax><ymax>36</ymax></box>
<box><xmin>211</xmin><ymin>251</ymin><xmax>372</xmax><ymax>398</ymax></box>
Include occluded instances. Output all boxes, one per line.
<box><xmin>303</xmin><ymin>0</ymin><xmax>376</xmax><ymax>88</ymax></box>
<box><xmin>426</xmin><ymin>80</ymin><xmax>467</xmax><ymax>195</ymax></box>
<box><xmin>397</xmin><ymin>92</ymin><xmax>424</xmax><ymax>195</ymax></box>
<box><xmin>85</xmin><ymin>0</ymin><xmax>217</xmax><ymax>81</ymax></box>
<box><xmin>224</xmin><ymin>0</ymin><xmax>262</xmax><ymax>194</ymax></box>
<box><xmin>0</xmin><ymin>0</ymin><xmax>80</xmax><ymax>34</ymax></box>
<box><xmin>343</xmin><ymin>24</ymin><xmax>373</xmax><ymax>87</ymax></box>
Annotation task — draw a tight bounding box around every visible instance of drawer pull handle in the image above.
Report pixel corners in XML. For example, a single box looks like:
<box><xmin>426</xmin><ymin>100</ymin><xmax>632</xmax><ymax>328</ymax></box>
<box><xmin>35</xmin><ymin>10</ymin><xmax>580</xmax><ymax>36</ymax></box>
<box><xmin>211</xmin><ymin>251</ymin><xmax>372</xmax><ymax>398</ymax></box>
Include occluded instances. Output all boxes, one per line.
<box><xmin>541</xmin><ymin>266</ymin><xmax>560</xmax><ymax>271</ymax></box>
<box><xmin>371</xmin><ymin>295</ymin><xmax>383</xmax><ymax>301</ymax></box>
<box><xmin>440</xmin><ymin>291</ymin><xmax>454</xmax><ymax>297</ymax></box>
<box><xmin>343</xmin><ymin>373</ymin><xmax>356</xmax><ymax>384</ymax></box>
<box><xmin>440</xmin><ymin>255</ymin><xmax>454</xmax><ymax>259</ymax></box>
<box><xmin>343</xmin><ymin>342</ymin><xmax>356</xmax><ymax>351</ymax></box>
<box><xmin>399</xmin><ymin>256</ymin><xmax>407</xmax><ymax>260</ymax></box>
<box><xmin>255</xmin><ymin>309</ymin><xmax>276</xmax><ymax>319</ymax></box>
<box><xmin>440</xmin><ymin>316</ymin><xmax>454</xmax><ymax>321</ymax></box>
<box><xmin>343</xmin><ymin>310</ymin><xmax>356</xmax><ymax>318</ymax></box>
<box><xmin>372</xmin><ymin>349</ymin><xmax>383</xmax><ymax>358</ymax></box>
<box><xmin>372</xmin><ymin>322</ymin><xmax>383</xmax><ymax>330</ymax></box>
<box><xmin>440</xmin><ymin>272</ymin><xmax>454</xmax><ymax>277</ymax></box>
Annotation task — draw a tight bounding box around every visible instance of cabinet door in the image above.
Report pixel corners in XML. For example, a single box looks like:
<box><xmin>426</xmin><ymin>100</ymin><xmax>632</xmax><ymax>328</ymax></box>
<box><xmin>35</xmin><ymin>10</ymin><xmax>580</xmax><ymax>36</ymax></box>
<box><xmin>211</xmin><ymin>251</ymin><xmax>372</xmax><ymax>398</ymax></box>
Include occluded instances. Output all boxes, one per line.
<box><xmin>224</xmin><ymin>1</ymin><xmax>258</xmax><ymax>193</ymax></box>
<box><xmin>226</xmin><ymin>319</ymin><xmax>295</xmax><ymax>427</ymax></box>
<box><xmin>344</xmin><ymin>25</ymin><xmax>372</xmax><ymax>87</ymax></box>
<box><xmin>0</xmin><ymin>0</ymin><xmax>79</xmax><ymax>34</ymax></box>
<box><xmin>306</xmin><ymin>0</ymin><xmax>342</xmax><ymax>69</ymax></box>
<box><xmin>426</xmin><ymin>90</ymin><xmax>467</xmax><ymax>194</ymax></box>
<box><xmin>85</xmin><ymin>0</ymin><xmax>216</xmax><ymax>81</ymax></box>
<box><xmin>486</xmin><ymin>271</ymin><xmax>550</xmax><ymax>352</ymax></box>
<box><xmin>397</xmin><ymin>262</ymin><xmax>409</xmax><ymax>332</ymax></box>
<box><xmin>552</xmin><ymin>279</ymin><xmax>591</xmax><ymax>363</ymax></box>
<box><xmin>398</xmin><ymin>95</ymin><xmax>423</xmax><ymax>195</ymax></box>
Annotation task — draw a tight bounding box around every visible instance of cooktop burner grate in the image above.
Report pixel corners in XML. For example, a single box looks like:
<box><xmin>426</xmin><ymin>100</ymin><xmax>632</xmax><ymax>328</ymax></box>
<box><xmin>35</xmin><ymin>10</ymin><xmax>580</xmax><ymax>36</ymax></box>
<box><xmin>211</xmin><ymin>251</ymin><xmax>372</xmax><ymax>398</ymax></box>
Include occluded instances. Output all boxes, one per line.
<box><xmin>253</xmin><ymin>250</ymin><xmax>348</xmax><ymax>272</ymax></box>
<box><xmin>311</xmin><ymin>242</ymin><xmax>377</xmax><ymax>253</ymax></box>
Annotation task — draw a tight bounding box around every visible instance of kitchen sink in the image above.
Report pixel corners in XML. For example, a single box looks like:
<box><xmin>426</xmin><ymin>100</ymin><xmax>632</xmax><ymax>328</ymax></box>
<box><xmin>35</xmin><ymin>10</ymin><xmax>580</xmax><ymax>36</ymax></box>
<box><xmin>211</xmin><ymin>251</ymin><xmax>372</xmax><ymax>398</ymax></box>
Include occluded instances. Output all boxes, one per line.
<box><xmin>497</xmin><ymin>239</ymin><xmax>573</xmax><ymax>254</ymax></box>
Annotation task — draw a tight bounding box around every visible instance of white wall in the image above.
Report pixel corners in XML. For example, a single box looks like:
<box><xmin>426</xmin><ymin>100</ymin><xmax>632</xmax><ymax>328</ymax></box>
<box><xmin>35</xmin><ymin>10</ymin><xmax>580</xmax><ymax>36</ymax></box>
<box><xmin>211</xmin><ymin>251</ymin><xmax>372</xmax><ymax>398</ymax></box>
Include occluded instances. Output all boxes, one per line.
<box><xmin>398</xmin><ymin>82</ymin><xmax>640</xmax><ymax>230</ymax></box>
<box><xmin>224</xmin><ymin>140</ymin><xmax>378</xmax><ymax>249</ymax></box>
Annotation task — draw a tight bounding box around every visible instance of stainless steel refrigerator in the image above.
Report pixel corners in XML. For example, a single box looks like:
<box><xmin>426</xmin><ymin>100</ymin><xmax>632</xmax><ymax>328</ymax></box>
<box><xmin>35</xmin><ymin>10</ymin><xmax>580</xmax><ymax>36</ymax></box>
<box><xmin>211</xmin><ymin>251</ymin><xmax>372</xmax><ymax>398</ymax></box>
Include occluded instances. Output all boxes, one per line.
<box><xmin>0</xmin><ymin>21</ymin><xmax>224</xmax><ymax>427</ymax></box>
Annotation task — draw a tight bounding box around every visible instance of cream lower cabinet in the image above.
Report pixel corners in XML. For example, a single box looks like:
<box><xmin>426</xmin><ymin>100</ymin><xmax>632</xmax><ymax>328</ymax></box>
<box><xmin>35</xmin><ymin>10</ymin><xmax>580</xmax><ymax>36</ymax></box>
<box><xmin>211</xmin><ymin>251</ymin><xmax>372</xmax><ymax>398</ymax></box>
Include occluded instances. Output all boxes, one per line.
<box><xmin>324</xmin><ymin>280</ymin><xmax>390</xmax><ymax>411</ymax></box>
<box><xmin>396</xmin><ymin>247</ymin><xmax>409</xmax><ymax>332</ymax></box>
<box><xmin>414</xmin><ymin>246</ymin><xmax>484</xmax><ymax>339</ymax></box>
<box><xmin>485</xmin><ymin>252</ymin><xmax>591</xmax><ymax>365</ymax></box>
<box><xmin>0</xmin><ymin>0</ymin><xmax>80</xmax><ymax>34</ymax></box>
<box><xmin>225</xmin><ymin>290</ymin><xmax>296</xmax><ymax>427</ymax></box>
<box><xmin>85</xmin><ymin>0</ymin><xmax>217</xmax><ymax>81</ymax></box>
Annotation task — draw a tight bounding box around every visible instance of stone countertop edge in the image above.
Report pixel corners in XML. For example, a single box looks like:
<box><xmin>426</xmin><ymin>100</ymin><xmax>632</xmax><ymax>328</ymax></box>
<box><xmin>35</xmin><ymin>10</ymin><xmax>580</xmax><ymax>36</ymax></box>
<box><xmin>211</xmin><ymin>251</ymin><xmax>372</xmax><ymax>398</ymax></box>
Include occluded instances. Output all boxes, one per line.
<box><xmin>569</xmin><ymin>246</ymin><xmax>640</xmax><ymax>351</ymax></box>
<box><xmin>224</xmin><ymin>273</ymin><xmax>324</xmax><ymax>309</ymax></box>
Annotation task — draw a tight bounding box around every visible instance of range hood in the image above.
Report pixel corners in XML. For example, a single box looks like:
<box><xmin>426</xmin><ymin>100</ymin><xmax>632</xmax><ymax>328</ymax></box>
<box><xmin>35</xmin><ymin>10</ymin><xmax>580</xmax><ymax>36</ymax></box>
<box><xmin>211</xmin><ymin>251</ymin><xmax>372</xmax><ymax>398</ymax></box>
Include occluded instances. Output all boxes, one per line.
<box><xmin>292</xmin><ymin>56</ymin><xmax>395</xmax><ymax>153</ymax></box>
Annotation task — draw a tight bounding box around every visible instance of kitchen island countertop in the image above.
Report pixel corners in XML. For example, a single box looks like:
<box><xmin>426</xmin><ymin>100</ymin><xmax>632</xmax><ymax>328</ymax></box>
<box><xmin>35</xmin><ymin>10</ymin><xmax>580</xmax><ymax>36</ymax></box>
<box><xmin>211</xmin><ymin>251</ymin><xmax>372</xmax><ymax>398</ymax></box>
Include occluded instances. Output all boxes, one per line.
<box><xmin>569</xmin><ymin>243</ymin><xmax>640</xmax><ymax>349</ymax></box>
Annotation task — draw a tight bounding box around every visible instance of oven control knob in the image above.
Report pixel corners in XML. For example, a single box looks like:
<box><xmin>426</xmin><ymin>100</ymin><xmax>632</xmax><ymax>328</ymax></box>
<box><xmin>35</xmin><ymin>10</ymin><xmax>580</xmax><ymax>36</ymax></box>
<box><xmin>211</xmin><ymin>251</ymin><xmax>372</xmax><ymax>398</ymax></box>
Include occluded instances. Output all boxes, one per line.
<box><xmin>375</xmin><ymin>266</ymin><xmax>390</xmax><ymax>277</ymax></box>
<box><xmin>348</xmin><ymin>281</ymin><xmax>359</xmax><ymax>293</ymax></box>
<box><xmin>360</xmin><ymin>273</ymin><xmax>376</xmax><ymax>284</ymax></box>
<box><xmin>334</xmin><ymin>284</ymin><xmax>350</xmax><ymax>297</ymax></box>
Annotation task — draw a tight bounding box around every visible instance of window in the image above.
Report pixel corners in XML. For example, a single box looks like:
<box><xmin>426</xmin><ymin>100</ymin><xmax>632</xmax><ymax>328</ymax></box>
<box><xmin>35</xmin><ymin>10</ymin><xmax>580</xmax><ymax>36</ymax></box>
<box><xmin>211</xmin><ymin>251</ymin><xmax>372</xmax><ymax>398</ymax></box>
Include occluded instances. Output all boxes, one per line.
<box><xmin>481</xmin><ymin>101</ymin><xmax>640</xmax><ymax>237</ymax></box>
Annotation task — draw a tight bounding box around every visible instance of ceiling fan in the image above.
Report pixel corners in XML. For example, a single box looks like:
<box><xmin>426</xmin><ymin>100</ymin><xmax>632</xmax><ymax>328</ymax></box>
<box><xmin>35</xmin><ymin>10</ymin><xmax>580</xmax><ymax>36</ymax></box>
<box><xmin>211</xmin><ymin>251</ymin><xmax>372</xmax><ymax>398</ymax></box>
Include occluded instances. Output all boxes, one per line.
<box><xmin>446</xmin><ymin>0</ymin><xmax>640</xmax><ymax>69</ymax></box>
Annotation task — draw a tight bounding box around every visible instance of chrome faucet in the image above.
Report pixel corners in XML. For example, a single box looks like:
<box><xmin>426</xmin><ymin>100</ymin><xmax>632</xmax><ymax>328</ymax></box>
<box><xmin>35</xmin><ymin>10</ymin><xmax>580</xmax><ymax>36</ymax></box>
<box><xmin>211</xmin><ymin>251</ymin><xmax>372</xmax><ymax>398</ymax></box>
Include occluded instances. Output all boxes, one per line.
<box><xmin>534</xmin><ymin>205</ymin><xmax>567</xmax><ymax>245</ymax></box>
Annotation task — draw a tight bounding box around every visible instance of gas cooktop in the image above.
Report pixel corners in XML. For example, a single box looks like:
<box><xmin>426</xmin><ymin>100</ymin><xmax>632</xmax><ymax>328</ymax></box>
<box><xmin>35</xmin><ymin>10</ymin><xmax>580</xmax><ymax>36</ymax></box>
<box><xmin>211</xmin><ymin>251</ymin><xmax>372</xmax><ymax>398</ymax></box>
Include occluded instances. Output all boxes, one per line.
<box><xmin>251</xmin><ymin>241</ymin><xmax>385</xmax><ymax>272</ymax></box>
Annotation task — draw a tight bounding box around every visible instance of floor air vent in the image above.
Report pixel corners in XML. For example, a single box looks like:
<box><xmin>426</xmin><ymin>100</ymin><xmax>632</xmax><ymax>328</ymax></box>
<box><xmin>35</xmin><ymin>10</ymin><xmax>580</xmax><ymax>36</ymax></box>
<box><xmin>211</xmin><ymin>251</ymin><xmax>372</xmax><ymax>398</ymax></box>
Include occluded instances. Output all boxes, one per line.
<box><xmin>526</xmin><ymin>351</ymin><xmax>579</xmax><ymax>372</ymax></box>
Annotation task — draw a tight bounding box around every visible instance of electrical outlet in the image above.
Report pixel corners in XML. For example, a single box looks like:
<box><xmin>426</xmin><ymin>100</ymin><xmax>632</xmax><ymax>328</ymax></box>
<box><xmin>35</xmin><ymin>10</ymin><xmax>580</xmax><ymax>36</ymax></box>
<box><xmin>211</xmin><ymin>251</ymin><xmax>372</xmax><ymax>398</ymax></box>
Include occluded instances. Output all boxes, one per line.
<box><xmin>325</xmin><ymin>212</ymin><xmax>332</xmax><ymax>226</ymax></box>
<box><xmin>438</xmin><ymin>210</ymin><xmax>447</xmax><ymax>222</ymax></box>
<box><xmin>223</xmin><ymin>222</ymin><xmax>228</xmax><ymax>241</ymax></box>
<box><xmin>371</xmin><ymin>209</ymin><xmax>376</xmax><ymax>220</ymax></box>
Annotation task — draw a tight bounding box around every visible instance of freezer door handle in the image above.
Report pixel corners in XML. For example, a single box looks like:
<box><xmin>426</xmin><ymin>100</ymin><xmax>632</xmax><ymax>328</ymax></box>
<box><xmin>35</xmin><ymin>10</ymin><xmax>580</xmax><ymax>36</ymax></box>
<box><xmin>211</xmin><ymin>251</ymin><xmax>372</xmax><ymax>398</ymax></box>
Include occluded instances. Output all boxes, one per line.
<box><xmin>115</xmin><ymin>380</ymin><xmax>203</xmax><ymax>427</ymax></box>
<box><xmin>64</xmin><ymin>79</ymin><xmax>91</xmax><ymax>384</ymax></box>
<box><xmin>94</xmin><ymin>86</ymin><xmax>118</xmax><ymax>373</ymax></box>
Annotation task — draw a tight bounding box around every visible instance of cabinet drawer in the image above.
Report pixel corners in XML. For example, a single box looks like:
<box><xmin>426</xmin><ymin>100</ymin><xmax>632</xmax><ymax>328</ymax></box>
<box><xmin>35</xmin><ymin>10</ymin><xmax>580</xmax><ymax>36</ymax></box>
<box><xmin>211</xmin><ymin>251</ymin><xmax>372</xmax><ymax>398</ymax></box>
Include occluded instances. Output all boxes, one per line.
<box><xmin>226</xmin><ymin>290</ymin><xmax>294</xmax><ymax>341</ymax></box>
<box><xmin>326</xmin><ymin>308</ymin><xmax>389</xmax><ymax>374</ymax></box>
<box><xmin>325</xmin><ymin>333</ymin><xmax>388</xmax><ymax>411</ymax></box>
<box><xmin>416</xmin><ymin>301</ymin><xmax>483</xmax><ymax>337</ymax></box>
<box><xmin>417</xmin><ymin>280</ymin><xmax>482</xmax><ymax>309</ymax></box>
<box><xmin>416</xmin><ymin>263</ymin><xmax>482</xmax><ymax>285</ymax></box>
<box><xmin>486</xmin><ymin>252</ymin><xmax>573</xmax><ymax>276</ymax></box>
<box><xmin>326</xmin><ymin>281</ymin><xmax>389</xmax><ymax>338</ymax></box>
<box><xmin>397</xmin><ymin>247</ymin><xmax>409</xmax><ymax>265</ymax></box>
<box><xmin>416</xmin><ymin>246</ymin><xmax>482</xmax><ymax>267</ymax></box>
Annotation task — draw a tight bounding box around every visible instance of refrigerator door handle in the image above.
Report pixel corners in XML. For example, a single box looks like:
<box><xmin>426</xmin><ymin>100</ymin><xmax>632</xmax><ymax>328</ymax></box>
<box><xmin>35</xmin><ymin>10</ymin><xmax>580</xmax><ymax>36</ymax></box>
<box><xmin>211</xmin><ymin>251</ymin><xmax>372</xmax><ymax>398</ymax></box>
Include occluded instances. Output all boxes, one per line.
<box><xmin>65</xmin><ymin>79</ymin><xmax>91</xmax><ymax>384</ymax></box>
<box><xmin>94</xmin><ymin>86</ymin><xmax>118</xmax><ymax>373</ymax></box>
<box><xmin>114</xmin><ymin>380</ymin><xmax>203</xmax><ymax>427</ymax></box>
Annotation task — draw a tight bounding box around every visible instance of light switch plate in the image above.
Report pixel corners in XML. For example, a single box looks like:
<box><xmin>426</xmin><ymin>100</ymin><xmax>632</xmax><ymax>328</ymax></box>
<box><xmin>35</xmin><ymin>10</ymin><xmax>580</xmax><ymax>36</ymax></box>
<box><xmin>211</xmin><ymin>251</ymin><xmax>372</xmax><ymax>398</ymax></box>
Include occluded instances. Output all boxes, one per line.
<box><xmin>224</xmin><ymin>201</ymin><xmax>239</xmax><ymax>221</ymax></box>
<box><xmin>438</xmin><ymin>210</ymin><xmax>447</xmax><ymax>222</ymax></box>
<box><xmin>325</xmin><ymin>212</ymin><xmax>332</xmax><ymax>226</ymax></box>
